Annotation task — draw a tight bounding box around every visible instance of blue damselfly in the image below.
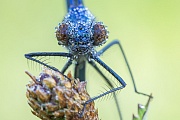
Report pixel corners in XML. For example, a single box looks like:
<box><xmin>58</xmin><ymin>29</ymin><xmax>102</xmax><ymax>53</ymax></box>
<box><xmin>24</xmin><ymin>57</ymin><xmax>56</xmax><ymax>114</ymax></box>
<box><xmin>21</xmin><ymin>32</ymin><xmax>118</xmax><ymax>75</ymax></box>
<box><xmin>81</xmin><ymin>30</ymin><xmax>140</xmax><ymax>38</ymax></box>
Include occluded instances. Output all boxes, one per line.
<box><xmin>25</xmin><ymin>0</ymin><xmax>152</xmax><ymax>119</ymax></box>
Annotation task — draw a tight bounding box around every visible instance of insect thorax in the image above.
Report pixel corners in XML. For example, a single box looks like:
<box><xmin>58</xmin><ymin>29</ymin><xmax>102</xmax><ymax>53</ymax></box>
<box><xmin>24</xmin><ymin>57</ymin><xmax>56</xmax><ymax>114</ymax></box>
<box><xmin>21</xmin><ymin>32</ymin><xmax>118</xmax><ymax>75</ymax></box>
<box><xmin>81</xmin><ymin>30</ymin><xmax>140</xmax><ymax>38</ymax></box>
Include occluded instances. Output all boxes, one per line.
<box><xmin>56</xmin><ymin>6</ymin><xmax>109</xmax><ymax>55</ymax></box>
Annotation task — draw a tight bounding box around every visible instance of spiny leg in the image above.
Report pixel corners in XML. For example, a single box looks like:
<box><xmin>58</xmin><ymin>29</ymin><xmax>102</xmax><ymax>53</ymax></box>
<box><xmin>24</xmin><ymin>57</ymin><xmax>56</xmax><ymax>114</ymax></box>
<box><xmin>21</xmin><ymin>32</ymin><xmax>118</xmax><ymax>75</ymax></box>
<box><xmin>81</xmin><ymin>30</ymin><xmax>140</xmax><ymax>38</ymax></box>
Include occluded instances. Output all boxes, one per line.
<box><xmin>98</xmin><ymin>40</ymin><xmax>152</xmax><ymax>98</ymax></box>
<box><xmin>25</xmin><ymin>52</ymin><xmax>72</xmax><ymax>75</ymax></box>
<box><xmin>92</xmin><ymin>56</ymin><xmax>126</xmax><ymax>87</ymax></box>
<box><xmin>79</xmin><ymin>56</ymin><xmax>126</xmax><ymax>117</ymax></box>
<box><xmin>89</xmin><ymin>60</ymin><xmax>123</xmax><ymax>120</ymax></box>
<box><xmin>85</xmin><ymin>55</ymin><xmax>126</xmax><ymax>101</ymax></box>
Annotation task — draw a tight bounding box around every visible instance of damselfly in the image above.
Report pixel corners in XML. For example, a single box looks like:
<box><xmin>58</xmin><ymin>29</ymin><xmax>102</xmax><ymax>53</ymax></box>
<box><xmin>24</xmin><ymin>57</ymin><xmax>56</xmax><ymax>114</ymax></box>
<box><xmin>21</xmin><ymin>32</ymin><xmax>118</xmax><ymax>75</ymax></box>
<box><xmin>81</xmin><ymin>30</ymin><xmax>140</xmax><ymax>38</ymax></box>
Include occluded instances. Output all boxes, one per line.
<box><xmin>25</xmin><ymin>0</ymin><xmax>152</xmax><ymax>119</ymax></box>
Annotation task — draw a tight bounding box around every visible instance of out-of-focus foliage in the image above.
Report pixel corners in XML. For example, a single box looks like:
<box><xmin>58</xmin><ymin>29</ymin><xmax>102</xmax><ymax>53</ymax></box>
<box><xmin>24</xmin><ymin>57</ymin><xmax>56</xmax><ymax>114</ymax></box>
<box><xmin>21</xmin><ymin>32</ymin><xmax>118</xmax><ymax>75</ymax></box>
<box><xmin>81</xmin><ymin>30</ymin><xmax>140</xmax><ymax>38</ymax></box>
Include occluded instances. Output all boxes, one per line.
<box><xmin>133</xmin><ymin>94</ymin><xmax>152</xmax><ymax>120</ymax></box>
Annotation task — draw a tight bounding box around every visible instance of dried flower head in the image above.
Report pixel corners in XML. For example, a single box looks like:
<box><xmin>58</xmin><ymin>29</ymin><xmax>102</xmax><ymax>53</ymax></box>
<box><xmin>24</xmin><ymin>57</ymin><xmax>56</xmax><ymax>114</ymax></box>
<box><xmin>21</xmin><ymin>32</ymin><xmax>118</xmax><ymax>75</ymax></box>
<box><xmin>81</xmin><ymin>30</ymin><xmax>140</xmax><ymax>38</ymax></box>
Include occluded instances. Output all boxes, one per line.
<box><xmin>26</xmin><ymin>68</ymin><xmax>98</xmax><ymax>120</ymax></box>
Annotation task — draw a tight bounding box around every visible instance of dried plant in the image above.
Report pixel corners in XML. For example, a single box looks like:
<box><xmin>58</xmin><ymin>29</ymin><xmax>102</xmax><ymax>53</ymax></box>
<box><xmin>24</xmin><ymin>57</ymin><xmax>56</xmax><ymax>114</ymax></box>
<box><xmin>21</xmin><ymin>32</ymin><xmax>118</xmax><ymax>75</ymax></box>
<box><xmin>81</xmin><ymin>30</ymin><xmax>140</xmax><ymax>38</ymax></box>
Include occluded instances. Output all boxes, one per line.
<box><xmin>26</xmin><ymin>68</ymin><xmax>98</xmax><ymax>120</ymax></box>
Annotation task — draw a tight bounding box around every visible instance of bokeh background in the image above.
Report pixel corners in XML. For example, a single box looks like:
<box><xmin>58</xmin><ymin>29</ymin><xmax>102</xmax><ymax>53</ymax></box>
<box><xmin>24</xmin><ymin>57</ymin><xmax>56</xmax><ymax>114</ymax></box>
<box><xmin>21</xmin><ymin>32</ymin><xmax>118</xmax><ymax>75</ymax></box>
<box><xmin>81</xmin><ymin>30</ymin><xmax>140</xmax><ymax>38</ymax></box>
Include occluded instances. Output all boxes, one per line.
<box><xmin>0</xmin><ymin>0</ymin><xmax>180</xmax><ymax>120</ymax></box>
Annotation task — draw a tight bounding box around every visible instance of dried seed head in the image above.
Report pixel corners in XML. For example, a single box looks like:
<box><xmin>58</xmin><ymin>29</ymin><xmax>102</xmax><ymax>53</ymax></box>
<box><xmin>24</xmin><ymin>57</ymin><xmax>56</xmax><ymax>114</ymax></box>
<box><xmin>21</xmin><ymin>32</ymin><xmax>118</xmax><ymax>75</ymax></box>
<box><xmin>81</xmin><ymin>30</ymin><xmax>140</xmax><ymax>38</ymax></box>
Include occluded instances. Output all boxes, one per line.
<box><xmin>26</xmin><ymin>68</ymin><xmax>98</xmax><ymax>120</ymax></box>
<box><xmin>42</xmin><ymin>77</ymin><xmax>57</xmax><ymax>89</ymax></box>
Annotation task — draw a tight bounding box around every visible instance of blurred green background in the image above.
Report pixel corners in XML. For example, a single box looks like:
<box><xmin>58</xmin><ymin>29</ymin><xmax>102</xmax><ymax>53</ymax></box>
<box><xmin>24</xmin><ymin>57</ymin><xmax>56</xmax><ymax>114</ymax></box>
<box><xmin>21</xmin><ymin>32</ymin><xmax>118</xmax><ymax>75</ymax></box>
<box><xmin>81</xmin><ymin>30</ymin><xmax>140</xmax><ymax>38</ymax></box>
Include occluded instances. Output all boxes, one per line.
<box><xmin>0</xmin><ymin>0</ymin><xmax>180</xmax><ymax>120</ymax></box>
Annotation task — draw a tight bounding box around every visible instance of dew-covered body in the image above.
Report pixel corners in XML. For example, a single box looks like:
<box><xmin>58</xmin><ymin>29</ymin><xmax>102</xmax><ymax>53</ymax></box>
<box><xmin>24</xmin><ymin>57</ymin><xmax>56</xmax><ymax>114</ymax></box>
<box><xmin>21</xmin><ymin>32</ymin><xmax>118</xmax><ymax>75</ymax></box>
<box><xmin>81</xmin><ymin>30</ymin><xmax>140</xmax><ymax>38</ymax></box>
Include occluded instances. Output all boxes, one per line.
<box><xmin>56</xmin><ymin>3</ymin><xmax>108</xmax><ymax>56</ymax></box>
<box><xmin>57</xmin><ymin>7</ymin><xmax>95</xmax><ymax>55</ymax></box>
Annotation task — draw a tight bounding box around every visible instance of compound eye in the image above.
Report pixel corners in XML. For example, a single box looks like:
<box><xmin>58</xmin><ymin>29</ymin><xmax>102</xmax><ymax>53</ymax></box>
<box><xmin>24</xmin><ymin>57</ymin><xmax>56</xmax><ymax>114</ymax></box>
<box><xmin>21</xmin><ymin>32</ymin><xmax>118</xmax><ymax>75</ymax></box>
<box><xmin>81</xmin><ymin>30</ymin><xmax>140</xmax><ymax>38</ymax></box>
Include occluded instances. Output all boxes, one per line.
<box><xmin>93</xmin><ymin>22</ymin><xmax>108</xmax><ymax>46</ymax></box>
<box><xmin>56</xmin><ymin>23</ymin><xmax>68</xmax><ymax>45</ymax></box>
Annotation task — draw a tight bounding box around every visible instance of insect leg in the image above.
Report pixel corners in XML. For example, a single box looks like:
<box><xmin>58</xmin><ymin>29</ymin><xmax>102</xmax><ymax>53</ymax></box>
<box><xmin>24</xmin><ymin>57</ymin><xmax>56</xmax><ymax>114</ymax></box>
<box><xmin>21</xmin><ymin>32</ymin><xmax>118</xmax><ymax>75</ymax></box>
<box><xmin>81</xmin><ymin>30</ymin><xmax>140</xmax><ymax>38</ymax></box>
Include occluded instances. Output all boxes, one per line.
<box><xmin>89</xmin><ymin>60</ymin><xmax>123</xmax><ymax>120</ymax></box>
<box><xmin>79</xmin><ymin>56</ymin><xmax>126</xmax><ymax>117</ymax></box>
<box><xmin>98</xmin><ymin>40</ymin><xmax>152</xmax><ymax>97</ymax></box>
<box><xmin>84</xmin><ymin>56</ymin><xmax>126</xmax><ymax>102</ymax></box>
<box><xmin>25</xmin><ymin>52</ymin><xmax>72</xmax><ymax>73</ymax></box>
<box><xmin>61</xmin><ymin>59</ymin><xmax>73</xmax><ymax>74</ymax></box>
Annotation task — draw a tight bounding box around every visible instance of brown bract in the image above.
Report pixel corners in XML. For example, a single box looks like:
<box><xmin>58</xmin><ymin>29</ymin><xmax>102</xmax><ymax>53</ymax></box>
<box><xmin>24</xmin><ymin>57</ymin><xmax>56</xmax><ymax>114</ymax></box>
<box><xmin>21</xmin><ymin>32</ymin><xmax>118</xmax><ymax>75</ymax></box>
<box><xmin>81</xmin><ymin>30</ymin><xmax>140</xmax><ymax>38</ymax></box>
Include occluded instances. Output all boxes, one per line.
<box><xmin>26</xmin><ymin>68</ymin><xmax>98</xmax><ymax>120</ymax></box>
